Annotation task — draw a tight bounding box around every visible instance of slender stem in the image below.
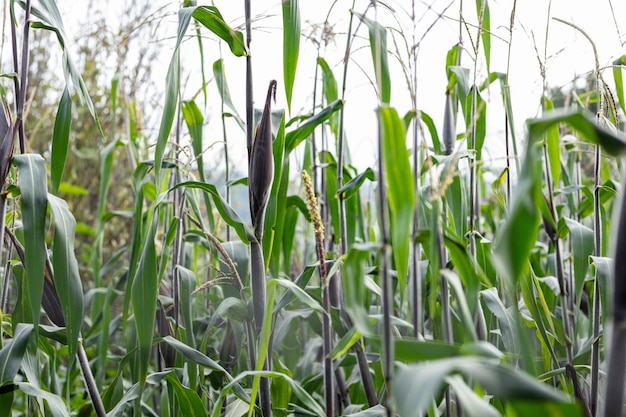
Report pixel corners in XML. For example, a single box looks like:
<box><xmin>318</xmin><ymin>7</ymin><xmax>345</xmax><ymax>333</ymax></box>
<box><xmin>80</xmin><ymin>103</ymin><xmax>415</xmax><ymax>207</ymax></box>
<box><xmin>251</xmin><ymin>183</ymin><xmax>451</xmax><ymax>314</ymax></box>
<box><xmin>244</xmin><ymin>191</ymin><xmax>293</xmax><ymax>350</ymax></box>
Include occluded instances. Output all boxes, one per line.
<box><xmin>245</xmin><ymin>0</ymin><xmax>253</xmax><ymax>162</ymax></box>
<box><xmin>590</xmin><ymin>146</ymin><xmax>602</xmax><ymax>417</ymax></box>
<box><xmin>16</xmin><ymin>0</ymin><xmax>31</xmax><ymax>153</ymax></box>
<box><xmin>376</xmin><ymin>111</ymin><xmax>393</xmax><ymax>417</ymax></box>
<box><xmin>77</xmin><ymin>342</ymin><xmax>107</xmax><ymax>417</ymax></box>
<box><xmin>409</xmin><ymin>0</ymin><xmax>422</xmax><ymax>339</ymax></box>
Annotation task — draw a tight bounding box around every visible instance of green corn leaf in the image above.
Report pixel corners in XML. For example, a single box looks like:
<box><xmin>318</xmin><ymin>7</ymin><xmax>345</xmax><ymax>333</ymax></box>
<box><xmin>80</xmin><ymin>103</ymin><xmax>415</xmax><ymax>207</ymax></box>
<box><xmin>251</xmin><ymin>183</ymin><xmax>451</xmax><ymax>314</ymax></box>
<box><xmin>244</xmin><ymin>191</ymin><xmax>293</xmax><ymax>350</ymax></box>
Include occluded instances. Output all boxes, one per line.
<box><xmin>50</xmin><ymin>87</ymin><xmax>71</xmax><ymax>195</ymax></box>
<box><xmin>213</xmin><ymin>59</ymin><xmax>244</xmax><ymax>129</ymax></box>
<box><xmin>48</xmin><ymin>194</ymin><xmax>84</xmax><ymax>366</ymax></box>
<box><xmin>155</xmin><ymin>5</ymin><xmax>245</xmax><ymax>182</ymax></box>
<box><xmin>468</xmin><ymin>86</ymin><xmax>487</xmax><ymax>158</ymax></box>
<box><xmin>131</xmin><ymin>218</ymin><xmax>158</xmax><ymax>386</ymax></box>
<box><xmin>189</xmin><ymin>6</ymin><xmax>246</xmax><ymax>57</ymax></box>
<box><xmin>493</xmin><ymin>138</ymin><xmax>542</xmax><ymax>290</ymax></box>
<box><xmin>282</xmin><ymin>0</ymin><xmax>300</xmax><ymax>111</ymax></box>
<box><xmin>613</xmin><ymin>55</ymin><xmax>626</xmax><ymax>113</ymax></box>
<box><xmin>480</xmin><ymin>288</ymin><xmax>517</xmax><ymax>355</ymax></box>
<box><xmin>105</xmin><ymin>383</ymin><xmax>140</xmax><ymax>417</ymax></box>
<box><xmin>354</xmin><ymin>13</ymin><xmax>390</xmax><ymax>104</ymax></box>
<box><xmin>343</xmin><ymin>246</ymin><xmax>373</xmax><ymax>335</ymax></box>
<box><xmin>317</xmin><ymin>57</ymin><xmax>339</xmax><ymax>135</ymax></box>
<box><xmin>30</xmin><ymin>0</ymin><xmax>104</xmax><ymax>137</ymax></box>
<box><xmin>564</xmin><ymin>218</ymin><xmax>594</xmax><ymax>307</ymax></box>
<box><xmin>170</xmin><ymin>181</ymin><xmax>254</xmax><ymax>243</ymax></box>
<box><xmin>420</xmin><ymin>110</ymin><xmax>442</xmax><ymax>154</ymax></box>
<box><xmin>16</xmin><ymin>382</ymin><xmax>70</xmax><ymax>417</ymax></box>
<box><xmin>380</xmin><ymin>106</ymin><xmax>415</xmax><ymax>293</ymax></box>
<box><xmin>543</xmin><ymin>96</ymin><xmax>561</xmax><ymax>186</ymax></box>
<box><xmin>154</xmin><ymin>46</ymin><xmax>179</xmax><ymax>183</ymax></box>
<box><xmin>476</xmin><ymin>0</ymin><xmax>491</xmax><ymax>71</ymax></box>
<box><xmin>447</xmin><ymin>375</ymin><xmax>500</xmax><ymax>417</ymax></box>
<box><xmin>506</xmin><ymin>400</ymin><xmax>584</xmax><ymax>417</ymax></box>
<box><xmin>285</xmin><ymin>99</ymin><xmax>342</xmax><ymax>152</ymax></box>
<box><xmin>14</xmin><ymin>154</ymin><xmax>48</xmax><ymax>331</ymax></box>
<box><xmin>337</xmin><ymin>167</ymin><xmax>375</xmax><ymax>200</ymax></box>
<box><xmin>527</xmin><ymin>109</ymin><xmax>626</xmax><ymax>157</ymax></box>
<box><xmin>165</xmin><ymin>372</ymin><xmax>208</xmax><ymax>417</ymax></box>
<box><xmin>0</xmin><ymin>323</ymin><xmax>33</xmax><ymax>385</ymax></box>
<box><xmin>181</xmin><ymin>100</ymin><xmax>205</xmax><ymax>181</ymax></box>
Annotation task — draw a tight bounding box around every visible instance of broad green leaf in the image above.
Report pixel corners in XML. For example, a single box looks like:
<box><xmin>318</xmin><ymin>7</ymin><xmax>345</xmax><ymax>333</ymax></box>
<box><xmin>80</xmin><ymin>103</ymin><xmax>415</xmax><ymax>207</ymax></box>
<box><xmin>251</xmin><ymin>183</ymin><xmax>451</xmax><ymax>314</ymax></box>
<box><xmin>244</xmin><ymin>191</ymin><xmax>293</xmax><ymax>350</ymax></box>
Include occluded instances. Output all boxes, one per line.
<box><xmin>48</xmin><ymin>194</ymin><xmax>84</xmax><ymax>365</ymax></box>
<box><xmin>590</xmin><ymin>256</ymin><xmax>611</xmax><ymax>318</ymax></box>
<box><xmin>505</xmin><ymin>400</ymin><xmax>583</xmax><ymax>417</ymax></box>
<box><xmin>213</xmin><ymin>59</ymin><xmax>244</xmax><ymax>129</ymax></box>
<box><xmin>564</xmin><ymin>218</ymin><xmax>594</xmax><ymax>307</ymax></box>
<box><xmin>354</xmin><ymin>13</ymin><xmax>390</xmax><ymax>104</ymax></box>
<box><xmin>322</xmin><ymin>151</ymin><xmax>340</xmax><ymax>244</ymax></box>
<box><xmin>105</xmin><ymin>383</ymin><xmax>140</xmax><ymax>417</ymax></box>
<box><xmin>613</xmin><ymin>55</ymin><xmax>626</xmax><ymax>114</ymax></box>
<box><xmin>392</xmin><ymin>339</ymin><xmax>459</xmax><ymax>362</ymax></box>
<box><xmin>221</xmin><ymin>370</ymin><xmax>324</xmax><ymax>417</ymax></box>
<box><xmin>337</xmin><ymin>167</ymin><xmax>375</xmax><ymax>200</ymax></box>
<box><xmin>380</xmin><ymin>106</ymin><xmax>415</xmax><ymax>292</ymax></box>
<box><xmin>0</xmin><ymin>324</ymin><xmax>33</xmax><ymax>385</ymax></box>
<box><xmin>165</xmin><ymin>372</ymin><xmax>207</xmax><ymax>417</ymax></box>
<box><xmin>468</xmin><ymin>86</ymin><xmax>487</xmax><ymax>158</ymax></box>
<box><xmin>282</xmin><ymin>0</ymin><xmax>300</xmax><ymax>111</ymax></box>
<box><xmin>50</xmin><ymin>87</ymin><xmax>71</xmax><ymax>195</ymax></box>
<box><xmin>475</xmin><ymin>0</ymin><xmax>491</xmax><ymax>71</ymax></box>
<box><xmin>343</xmin><ymin>405</ymin><xmax>387</xmax><ymax>417</ymax></box>
<box><xmin>17</xmin><ymin>382</ymin><xmax>69</xmax><ymax>417</ymax></box>
<box><xmin>181</xmin><ymin>100</ymin><xmax>205</xmax><ymax>181</ymax></box>
<box><xmin>154</xmin><ymin>45</ymin><xmax>179</xmax><ymax>183</ymax></box>
<box><xmin>480</xmin><ymin>288</ymin><xmax>517</xmax><ymax>354</ymax></box>
<box><xmin>447</xmin><ymin>374</ymin><xmax>500</xmax><ymax>417</ymax></box>
<box><xmin>420</xmin><ymin>110</ymin><xmax>442</xmax><ymax>153</ymax></box>
<box><xmin>285</xmin><ymin>99</ymin><xmax>342</xmax><ymax>152</ymax></box>
<box><xmin>527</xmin><ymin>109</ymin><xmax>626</xmax><ymax>157</ymax></box>
<box><xmin>317</xmin><ymin>57</ymin><xmax>339</xmax><ymax>135</ymax></box>
<box><xmin>155</xmin><ymin>6</ymin><xmax>245</xmax><ymax>181</ymax></box>
<box><xmin>393</xmin><ymin>357</ymin><xmax>569</xmax><ymax>417</ymax></box>
<box><xmin>189</xmin><ymin>6</ymin><xmax>246</xmax><ymax>57</ymax></box>
<box><xmin>30</xmin><ymin>0</ymin><xmax>103</xmax><ymax>136</ymax></box>
<box><xmin>170</xmin><ymin>181</ymin><xmax>253</xmax><ymax>243</ymax></box>
<box><xmin>131</xmin><ymin>218</ymin><xmax>158</xmax><ymax>386</ymax></box>
<box><xmin>493</xmin><ymin>138</ymin><xmax>542</xmax><ymax>290</ymax></box>
<box><xmin>271</xmin><ymin>356</ymin><xmax>292</xmax><ymax>417</ymax></box>
<box><xmin>14</xmin><ymin>154</ymin><xmax>48</xmax><ymax>330</ymax></box>
<box><xmin>343</xmin><ymin>246</ymin><xmax>373</xmax><ymax>335</ymax></box>
<box><xmin>543</xmin><ymin>96</ymin><xmax>561</xmax><ymax>186</ymax></box>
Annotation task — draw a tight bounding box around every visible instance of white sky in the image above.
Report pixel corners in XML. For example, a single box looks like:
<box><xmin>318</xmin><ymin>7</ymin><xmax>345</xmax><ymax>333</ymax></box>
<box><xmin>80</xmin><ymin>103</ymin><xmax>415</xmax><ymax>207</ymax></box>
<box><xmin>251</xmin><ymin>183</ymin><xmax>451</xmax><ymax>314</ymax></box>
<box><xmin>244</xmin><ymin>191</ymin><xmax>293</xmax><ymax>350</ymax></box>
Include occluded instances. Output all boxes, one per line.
<box><xmin>56</xmin><ymin>0</ymin><xmax>626</xmax><ymax>174</ymax></box>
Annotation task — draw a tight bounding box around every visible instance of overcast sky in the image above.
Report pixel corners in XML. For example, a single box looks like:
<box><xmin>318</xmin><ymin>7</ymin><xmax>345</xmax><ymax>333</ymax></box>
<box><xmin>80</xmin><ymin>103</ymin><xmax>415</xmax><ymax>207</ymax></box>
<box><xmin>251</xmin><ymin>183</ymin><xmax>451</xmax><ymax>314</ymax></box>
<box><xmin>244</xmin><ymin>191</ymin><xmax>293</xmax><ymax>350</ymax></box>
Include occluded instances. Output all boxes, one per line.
<box><xmin>56</xmin><ymin>0</ymin><xmax>626</xmax><ymax>173</ymax></box>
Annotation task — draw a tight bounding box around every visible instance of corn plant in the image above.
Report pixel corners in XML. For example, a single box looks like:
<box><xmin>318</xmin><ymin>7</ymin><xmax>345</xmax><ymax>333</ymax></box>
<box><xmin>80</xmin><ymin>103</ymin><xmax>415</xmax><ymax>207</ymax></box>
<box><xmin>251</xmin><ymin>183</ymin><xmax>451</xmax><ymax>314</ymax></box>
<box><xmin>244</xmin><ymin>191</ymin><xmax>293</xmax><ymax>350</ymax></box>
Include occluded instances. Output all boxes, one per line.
<box><xmin>1</xmin><ymin>1</ymin><xmax>626</xmax><ymax>417</ymax></box>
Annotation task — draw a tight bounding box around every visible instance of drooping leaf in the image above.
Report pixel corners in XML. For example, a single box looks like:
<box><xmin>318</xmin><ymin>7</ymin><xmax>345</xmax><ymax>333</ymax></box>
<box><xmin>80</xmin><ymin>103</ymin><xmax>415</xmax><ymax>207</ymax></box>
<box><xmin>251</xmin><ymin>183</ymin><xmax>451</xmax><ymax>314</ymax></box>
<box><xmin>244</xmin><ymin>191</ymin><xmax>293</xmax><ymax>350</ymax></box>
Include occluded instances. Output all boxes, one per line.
<box><xmin>354</xmin><ymin>13</ymin><xmax>390</xmax><ymax>104</ymax></box>
<box><xmin>0</xmin><ymin>324</ymin><xmax>33</xmax><ymax>385</ymax></box>
<box><xmin>285</xmin><ymin>99</ymin><xmax>342</xmax><ymax>152</ymax></box>
<box><xmin>16</xmin><ymin>382</ymin><xmax>70</xmax><ymax>417</ymax></box>
<box><xmin>50</xmin><ymin>87</ymin><xmax>72</xmax><ymax>195</ymax></box>
<box><xmin>165</xmin><ymin>372</ymin><xmax>208</xmax><ymax>417</ymax></box>
<box><xmin>48</xmin><ymin>194</ymin><xmax>84</xmax><ymax>366</ymax></box>
<box><xmin>14</xmin><ymin>154</ymin><xmax>48</xmax><ymax>330</ymax></box>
